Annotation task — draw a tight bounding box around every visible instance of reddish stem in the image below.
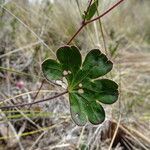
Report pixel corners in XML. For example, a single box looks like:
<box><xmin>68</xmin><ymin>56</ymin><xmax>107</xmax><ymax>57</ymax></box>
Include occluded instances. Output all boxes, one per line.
<box><xmin>28</xmin><ymin>79</ymin><xmax>45</xmax><ymax>109</ymax></box>
<box><xmin>67</xmin><ymin>24</ymin><xmax>85</xmax><ymax>45</ymax></box>
<box><xmin>86</xmin><ymin>0</ymin><xmax>125</xmax><ymax>24</ymax></box>
<box><xmin>0</xmin><ymin>90</ymin><xmax>68</xmax><ymax>109</ymax></box>
<box><xmin>67</xmin><ymin>0</ymin><xmax>125</xmax><ymax>45</ymax></box>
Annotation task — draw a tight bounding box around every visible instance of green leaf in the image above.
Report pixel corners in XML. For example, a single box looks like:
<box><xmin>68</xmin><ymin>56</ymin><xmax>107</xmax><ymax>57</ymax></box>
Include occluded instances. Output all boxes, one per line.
<box><xmin>83</xmin><ymin>0</ymin><xmax>99</xmax><ymax>21</ymax></box>
<box><xmin>69</xmin><ymin>93</ymin><xmax>105</xmax><ymax>125</ymax></box>
<box><xmin>42</xmin><ymin>59</ymin><xmax>63</xmax><ymax>80</ymax></box>
<box><xmin>81</xmin><ymin>79</ymin><xmax>118</xmax><ymax>104</ymax></box>
<box><xmin>69</xmin><ymin>93</ymin><xmax>87</xmax><ymax>126</ymax></box>
<box><xmin>82</xmin><ymin>49</ymin><xmax>113</xmax><ymax>79</ymax></box>
<box><xmin>42</xmin><ymin>45</ymin><xmax>118</xmax><ymax>126</ymax></box>
<box><xmin>85</xmin><ymin>101</ymin><xmax>105</xmax><ymax>125</ymax></box>
<box><xmin>57</xmin><ymin>46</ymin><xmax>81</xmax><ymax>74</ymax></box>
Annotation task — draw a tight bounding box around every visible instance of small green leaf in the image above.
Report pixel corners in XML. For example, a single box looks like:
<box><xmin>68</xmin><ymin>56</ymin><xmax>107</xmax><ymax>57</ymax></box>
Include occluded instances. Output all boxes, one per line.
<box><xmin>70</xmin><ymin>93</ymin><xmax>105</xmax><ymax>125</ymax></box>
<box><xmin>82</xmin><ymin>49</ymin><xmax>113</xmax><ymax>79</ymax></box>
<box><xmin>69</xmin><ymin>93</ymin><xmax>87</xmax><ymax>126</ymax></box>
<box><xmin>42</xmin><ymin>59</ymin><xmax>63</xmax><ymax>80</ymax></box>
<box><xmin>42</xmin><ymin>45</ymin><xmax>118</xmax><ymax>126</ymax></box>
<box><xmin>83</xmin><ymin>0</ymin><xmax>99</xmax><ymax>20</ymax></box>
<box><xmin>94</xmin><ymin>79</ymin><xmax>118</xmax><ymax>104</ymax></box>
<box><xmin>57</xmin><ymin>46</ymin><xmax>81</xmax><ymax>74</ymax></box>
<box><xmin>85</xmin><ymin>101</ymin><xmax>105</xmax><ymax>125</ymax></box>
<box><xmin>81</xmin><ymin>79</ymin><xmax>118</xmax><ymax>104</ymax></box>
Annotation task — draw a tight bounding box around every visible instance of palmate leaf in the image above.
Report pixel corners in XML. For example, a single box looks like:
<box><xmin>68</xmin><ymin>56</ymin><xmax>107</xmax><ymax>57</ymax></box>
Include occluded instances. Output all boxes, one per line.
<box><xmin>42</xmin><ymin>45</ymin><xmax>119</xmax><ymax>126</ymax></box>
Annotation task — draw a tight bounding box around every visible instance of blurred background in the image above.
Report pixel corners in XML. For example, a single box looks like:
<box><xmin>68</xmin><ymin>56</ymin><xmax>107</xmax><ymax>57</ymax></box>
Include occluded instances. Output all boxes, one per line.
<box><xmin>0</xmin><ymin>0</ymin><xmax>149</xmax><ymax>149</ymax></box>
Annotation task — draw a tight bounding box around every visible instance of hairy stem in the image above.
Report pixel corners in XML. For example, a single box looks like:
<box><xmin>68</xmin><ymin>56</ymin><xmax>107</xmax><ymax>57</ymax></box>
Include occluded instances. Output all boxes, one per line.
<box><xmin>0</xmin><ymin>90</ymin><xmax>68</xmax><ymax>109</ymax></box>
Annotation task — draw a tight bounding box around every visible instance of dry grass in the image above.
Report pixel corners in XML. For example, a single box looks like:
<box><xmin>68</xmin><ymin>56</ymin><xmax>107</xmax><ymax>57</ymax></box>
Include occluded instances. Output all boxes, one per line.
<box><xmin>0</xmin><ymin>0</ymin><xmax>150</xmax><ymax>149</ymax></box>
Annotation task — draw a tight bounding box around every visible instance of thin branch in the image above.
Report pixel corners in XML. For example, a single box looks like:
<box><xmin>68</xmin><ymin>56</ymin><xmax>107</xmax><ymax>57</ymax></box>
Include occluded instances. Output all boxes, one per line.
<box><xmin>108</xmin><ymin>115</ymin><xmax>121</xmax><ymax>150</ymax></box>
<box><xmin>86</xmin><ymin>0</ymin><xmax>125</xmax><ymax>24</ymax></box>
<box><xmin>67</xmin><ymin>0</ymin><xmax>93</xmax><ymax>45</ymax></box>
<box><xmin>67</xmin><ymin>24</ymin><xmax>85</xmax><ymax>45</ymax></box>
<box><xmin>28</xmin><ymin>79</ymin><xmax>45</xmax><ymax>109</ymax></box>
<box><xmin>67</xmin><ymin>0</ymin><xmax>125</xmax><ymax>45</ymax></box>
<box><xmin>33</xmin><ymin>80</ymin><xmax>45</xmax><ymax>101</ymax></box>
<box><xmin>0</xmin><ymin>91</ymin><xmax>68</xmax><ymax>109</ymax></box>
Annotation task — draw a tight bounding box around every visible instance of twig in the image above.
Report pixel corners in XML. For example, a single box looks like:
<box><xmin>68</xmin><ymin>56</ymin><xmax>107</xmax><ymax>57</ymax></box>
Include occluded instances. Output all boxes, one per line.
<box><xmin>28</xmin><ymin>79</ymin><xmax>45</xmax><ymax>109</ymax></box>
<box><xmin>67</xmin><ymin>0</ymin><xmax>93</xmax><ymax>45</ymax></box>
<box><xmin>67</xmin><ymin>0</ymin><xmax>125</xmax><ymax>45</ymax></box>
<box><xmin>67</xmin><ymin>25</ymin><xmax>85</xmax><ymax>45</ymax></box>
<box><xmin>0</xmin><ymin>91</ymin><xmax>68</xmax><ymax>109</ymax></box>
<box><xmin>112</xmin><ymin>120</ymin><xmax>150</xmax><ymax>150</ymax></box>
<box><xmin>108</xmin><ymin>115</ymin><xmax>121</xmax><ymax>150</ymax></box>
<box><xmin>127</xmin><ymin>126</ymin><xmax>150</xmax><ymax>145</ymax></box>
<box><xmin>29</xmin><ymin>131</ymin><xmax>46</xmax><ymax>150</ymax></box>
<box><xmin>0</xmin><ymin>90</ymin><xmax>57</xmax><ymax>105</ymax></box>
<box><xmin>76</xmin><ymin>125</ymin><xmax>86</xmax><ymax>149</ymax></box>
<box><xmin>86</xmin><ymin>0</ymin><xmax>125</xmax><ymax>24</ymax></box>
